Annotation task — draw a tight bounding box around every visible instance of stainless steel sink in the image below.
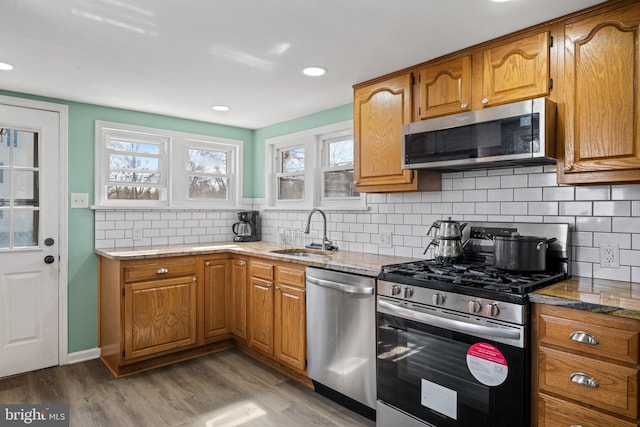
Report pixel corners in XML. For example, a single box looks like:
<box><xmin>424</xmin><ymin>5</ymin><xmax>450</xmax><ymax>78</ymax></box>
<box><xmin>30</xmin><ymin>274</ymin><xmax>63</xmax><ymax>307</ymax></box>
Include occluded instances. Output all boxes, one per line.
<box><xmin>269</xmin><ymin>248</ymin><xmax>335</xmax><ymax>259</ymax></box>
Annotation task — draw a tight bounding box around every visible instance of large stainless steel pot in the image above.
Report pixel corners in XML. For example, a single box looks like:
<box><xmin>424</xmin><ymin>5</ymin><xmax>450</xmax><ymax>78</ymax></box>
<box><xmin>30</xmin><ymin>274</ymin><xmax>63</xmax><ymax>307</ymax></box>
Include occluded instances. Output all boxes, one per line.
<box><xmin>492</xmin><ymin>232</ymin><xmax>557</xmax><ymax>272</ymax></box>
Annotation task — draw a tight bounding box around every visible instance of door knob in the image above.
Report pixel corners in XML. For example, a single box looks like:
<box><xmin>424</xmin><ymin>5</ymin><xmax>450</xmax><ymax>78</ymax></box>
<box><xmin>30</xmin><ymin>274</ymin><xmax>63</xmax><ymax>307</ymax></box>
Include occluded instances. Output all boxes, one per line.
<box><xmin>44</xmin><ymin>255</ymin><xmax>55</xmax><ymax>264</ymax></box>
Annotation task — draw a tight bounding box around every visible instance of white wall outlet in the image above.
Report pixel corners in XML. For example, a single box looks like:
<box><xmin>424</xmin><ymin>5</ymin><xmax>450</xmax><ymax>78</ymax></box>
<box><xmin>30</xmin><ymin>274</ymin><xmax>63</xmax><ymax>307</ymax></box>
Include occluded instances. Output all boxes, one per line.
<box><xmin>599</xmin><ymin>242</ymin><xmax>620</xmax><ymax>268</ymax></box>
<box><xmin>70</xmin><ymin>193</ymin><xmax>89</xmax><ymax>209</ymax></box>
<box><xmin>132</xmin><ymin>226</ymin><xmax>143</xmax><ymax>241</ymax></box>
<box><xmin>380</xmin><ymin>231</ymin><xmax>392</xmax><ymax>248</ymax></box>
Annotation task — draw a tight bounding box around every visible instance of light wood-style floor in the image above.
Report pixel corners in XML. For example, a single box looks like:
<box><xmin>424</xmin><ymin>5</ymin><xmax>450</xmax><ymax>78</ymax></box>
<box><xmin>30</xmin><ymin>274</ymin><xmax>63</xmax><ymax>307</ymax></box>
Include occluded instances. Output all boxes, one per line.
<box><xmin>0</xmin><ymin>349</ymin><xmax>375</xmax><ymax>427</ymax></box>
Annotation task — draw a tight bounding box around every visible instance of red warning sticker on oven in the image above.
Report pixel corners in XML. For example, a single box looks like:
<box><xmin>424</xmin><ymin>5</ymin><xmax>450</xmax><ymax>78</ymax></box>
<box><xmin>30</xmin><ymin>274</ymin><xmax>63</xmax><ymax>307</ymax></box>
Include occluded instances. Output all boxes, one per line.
<box><xmin>466</xmin><ymin>342</ymin><xmax>508</xmax><ymax>386</ymax></box>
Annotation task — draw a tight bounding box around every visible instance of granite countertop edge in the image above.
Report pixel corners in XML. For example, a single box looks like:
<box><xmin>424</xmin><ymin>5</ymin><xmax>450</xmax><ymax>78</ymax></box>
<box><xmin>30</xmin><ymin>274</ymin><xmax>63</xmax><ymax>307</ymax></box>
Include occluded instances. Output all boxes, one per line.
<box><xmin>94</xmin><ymin>241</ymin><xmax>418</xmax><ymax>277</ymax></box>
<box><xmin>530</xmin><ymin>276</ymin><xmax>640</xmax><ymax>321</ymax></box>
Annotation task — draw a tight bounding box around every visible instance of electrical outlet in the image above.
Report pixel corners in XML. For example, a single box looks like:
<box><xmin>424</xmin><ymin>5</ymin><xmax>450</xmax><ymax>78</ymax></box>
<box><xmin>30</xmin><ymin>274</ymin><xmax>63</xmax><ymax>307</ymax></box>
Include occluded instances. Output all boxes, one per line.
<box><xmin>132</xmin><ymin>226</ymin><xmax>143</xmax><ymax>241</ymax></box>
<box><xmin>599</xmin><ymin>242</ymin><xmax>620</xmax><ymax>268</ymax></box>
<box><xmin>380</xmin><ymin>231</ymin><xmax>392</xmax><ymax>248</ymax></box>
<box><xmin>70</xmin><ymin>193</ymin><xmax>89</xmax><ymax>208</ymax></box>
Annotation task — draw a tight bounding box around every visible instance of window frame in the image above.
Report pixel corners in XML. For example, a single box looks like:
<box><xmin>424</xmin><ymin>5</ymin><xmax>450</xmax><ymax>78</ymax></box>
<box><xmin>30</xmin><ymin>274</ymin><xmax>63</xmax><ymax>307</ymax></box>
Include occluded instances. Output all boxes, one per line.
<box><xmin>265</xmin><ymin>120</ymin><xmax>365</xmax><ymax>210</ymax></box>
<box><xmin>94</xmin><ymin>121</ymin><xmax>243</xmax><ymax>209</ymax></box>
<box><xmin>319</xmin><ymin>129</ymin><xmax>361</xmax><ymax>208</ymax></box>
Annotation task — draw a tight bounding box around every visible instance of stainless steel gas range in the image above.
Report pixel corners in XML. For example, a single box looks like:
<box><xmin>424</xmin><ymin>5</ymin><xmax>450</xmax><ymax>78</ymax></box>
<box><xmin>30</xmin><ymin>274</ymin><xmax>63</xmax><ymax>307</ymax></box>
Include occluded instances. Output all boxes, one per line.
<box><xmin>376</xmin><ymin>222</ymin><xmax>570</xmax><ymax>427</ymax></box>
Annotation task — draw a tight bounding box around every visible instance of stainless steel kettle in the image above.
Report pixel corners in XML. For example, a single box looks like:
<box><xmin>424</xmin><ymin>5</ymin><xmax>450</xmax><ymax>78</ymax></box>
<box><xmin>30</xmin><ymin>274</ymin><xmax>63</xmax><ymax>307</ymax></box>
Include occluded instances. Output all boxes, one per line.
<box><xmin>424</xmin><ymin>217</ymin><xmax>468</xmax><ymax>263</ymax></box>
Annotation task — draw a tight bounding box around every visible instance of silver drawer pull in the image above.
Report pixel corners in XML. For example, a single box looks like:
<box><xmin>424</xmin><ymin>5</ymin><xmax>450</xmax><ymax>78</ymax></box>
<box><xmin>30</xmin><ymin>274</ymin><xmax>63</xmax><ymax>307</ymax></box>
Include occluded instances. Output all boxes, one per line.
<box><xmin>156</xmin><ymin>268</ymin><xmax>169</xmax><ymax>274</ymax></box>
<box><xmin>570</xmin><ymin>372</ymin><xmax>599</xmax><ymax>388</ymax></box>
<box><xmin>570</xmin><ymin>425</ymin><xmax>584</xmax><ymax>427</ymax></box>
<box><xmin>569</xmin><ymin>331</ymin><xmax>599</xmax><ymax>345</ymax></box>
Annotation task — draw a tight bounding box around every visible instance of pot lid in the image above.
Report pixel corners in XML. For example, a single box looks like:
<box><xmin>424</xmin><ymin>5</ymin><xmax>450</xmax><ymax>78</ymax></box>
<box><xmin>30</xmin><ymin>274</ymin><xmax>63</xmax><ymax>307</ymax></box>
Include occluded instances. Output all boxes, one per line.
<box><xmin>494</xmin><ymin>232</ymin><xmax>547</xmax><ymax>241</ymax></box>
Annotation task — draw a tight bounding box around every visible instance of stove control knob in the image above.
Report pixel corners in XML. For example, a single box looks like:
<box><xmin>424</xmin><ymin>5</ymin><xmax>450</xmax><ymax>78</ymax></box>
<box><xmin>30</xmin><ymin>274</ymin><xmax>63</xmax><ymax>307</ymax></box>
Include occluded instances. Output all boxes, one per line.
<box><xmin>403</xmin><ymin>287</ymin><xmax>414</xmax><ymax>298</ymax></box>
<box><xmin>485</xmin><ymin>303</ymin><xmax>500</xmax><ymax>317</ymax></box>
<box><xmin>468</xmin><ymin>299</ymin><xmax>482</xmax><ymax>314</ymax></box>
<box><xmin>391</xmin><ymin>285</ymin><xmax>401</xmax><ymax>296</ymax></box>
<box><xmin>432</xmin><ymin>292</ymin><xmax>445</xmax><ymax>305</ymax></box>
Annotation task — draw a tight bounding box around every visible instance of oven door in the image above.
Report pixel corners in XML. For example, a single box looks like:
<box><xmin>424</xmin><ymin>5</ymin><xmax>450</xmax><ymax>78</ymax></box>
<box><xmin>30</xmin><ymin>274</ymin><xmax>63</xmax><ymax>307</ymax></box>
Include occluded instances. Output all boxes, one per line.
<box><xmin>377</xmin><ymin>297</ymin><xmax>529</xmax><ymax>427</ymax></box>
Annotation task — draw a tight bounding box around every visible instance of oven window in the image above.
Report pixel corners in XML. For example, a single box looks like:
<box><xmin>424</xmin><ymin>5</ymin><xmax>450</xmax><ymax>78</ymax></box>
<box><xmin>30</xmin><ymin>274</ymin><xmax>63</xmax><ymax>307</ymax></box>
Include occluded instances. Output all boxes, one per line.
<box><xmin>377</xmin><ymin>312</ymin><xmax>528</xmax><ymax>427</ymax></box>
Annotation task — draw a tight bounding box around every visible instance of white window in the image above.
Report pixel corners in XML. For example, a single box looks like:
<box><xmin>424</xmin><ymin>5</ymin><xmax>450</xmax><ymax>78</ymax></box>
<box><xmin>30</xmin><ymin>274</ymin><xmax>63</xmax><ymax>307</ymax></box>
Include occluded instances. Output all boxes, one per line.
<box><xmin>265</xmin><ymin>120</ymin><xmax>365</xmax><ymax>210</ymax></box>
<box><xmin>320</xmin><ymin>131</ymin><xmax>360</xmax><ymax>205</ymax></box>
<box><xmin>95</xmin><ymin>121</ymin><xmax>243</xmax><ymax>208</ymax></box>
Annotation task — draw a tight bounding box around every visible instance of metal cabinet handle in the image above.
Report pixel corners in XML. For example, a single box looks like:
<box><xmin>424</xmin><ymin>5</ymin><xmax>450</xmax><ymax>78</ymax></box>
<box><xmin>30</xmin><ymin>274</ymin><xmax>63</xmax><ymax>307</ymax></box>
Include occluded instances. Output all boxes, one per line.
<box><xmin>461</xmin><ymin>103</ymin><xmax>469</xmax><ymax>109</ymax></box>
<box><xmin>481</xmin><ymin>97</ymin><xmax>489</xmax><ymax>105</ymax></box>
<box><xmin>570</xmin><ymin>373</ymin><xmax>599</xmax><ymax>388</ymax></box>
<box><xmin>192</xmin><ymin>277</ymin><xmax>196</xmax><ymax>282</ymax></box>
<box><xmin>239</xmin><ymin>261</ymin><xmax>246</xmax><ymax>266</ymax></box>
<box><xmin>570</xmin><ymin>425</ymin><xmax>583</xmax><ymax>427</ymax></box>
<box><xmin>205</xmin><ymin>261</ymin><xmax>210</xmax><ymax>266</ymax></box>
<box><xmin>570</xmin><ymin>331</ymin><xmax>599</xmax><ymax>345</ymax></box>
<box><xmin>353</xmin><ymin>180</ymin><xmax>359</xmax><ymax>185</ymax></box>
<box><xmin>564</xmin><ymin>164</ymin><xmax>573</xmax><ymax>171</ymax></box>
<box><xmin>276</xmin><ymin>285</ymin><xmax>281</xmax><ymax>290</ymax></box>
<box><xmin>266</xmin><ymin>282</ymin><xmax>272</xmax><ymax>288</ymax></box>
<box><xmin>156</xmin><ymin>268</ymin><xmax>169</xmax><ymax>274</ymax></box>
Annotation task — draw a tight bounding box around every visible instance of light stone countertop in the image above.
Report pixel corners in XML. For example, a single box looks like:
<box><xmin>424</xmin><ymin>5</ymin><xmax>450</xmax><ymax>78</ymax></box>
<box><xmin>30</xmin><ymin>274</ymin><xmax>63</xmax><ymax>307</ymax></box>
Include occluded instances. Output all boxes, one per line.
<box><xmin>530</xmin><ymin>276</ymin><xmax>640</xmax><ymax>321</ymax></box>
<box><xmin>95</xmin><ymin>241</ymin><xmax>419</xmax><ymax>277</ymax></box>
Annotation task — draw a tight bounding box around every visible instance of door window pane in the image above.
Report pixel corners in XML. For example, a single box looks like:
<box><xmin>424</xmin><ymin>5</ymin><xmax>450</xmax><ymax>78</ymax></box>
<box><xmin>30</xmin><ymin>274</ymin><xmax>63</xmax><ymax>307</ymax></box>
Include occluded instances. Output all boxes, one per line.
<box><xmin>12</xmin><ymin>130</ymin><xmax>38</xmax><ymax>168</ymax></box>
<box><xmin>14</xmin><ymin>170</ymin><xmax>39</xmax><ymax>206</ymax></box>
<box><xmin>0</xmin><ymin>211</ymin><xmax>8</xmax><ymax>248</ymax></box>
<box><xmin>13</xmin><ymin>210</ymin><xmax>38</xmax><ymax>248</ymax></box>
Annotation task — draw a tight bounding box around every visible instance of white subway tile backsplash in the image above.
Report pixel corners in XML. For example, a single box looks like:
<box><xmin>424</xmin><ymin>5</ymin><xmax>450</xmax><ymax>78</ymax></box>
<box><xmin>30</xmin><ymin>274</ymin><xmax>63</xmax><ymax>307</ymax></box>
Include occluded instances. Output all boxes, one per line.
<box><xmin>543</xmin><ymin>187</ymin><xmax>575</xmax><ymax>201</ymax></box>
<box><xmin>593</xmin><ymin>201</ymin><xmax>631</xmax><ymax>217</ymax></box>
<box><xmin>575</xmin><ymin>186</ymin><xmax>610</xmax><ymax>201</ymax></box>
<box><xmin>514</xmin><ymin>188</ymin><xmax>541</xmax><ymax>202</ymax></box>
<box><xmin>559</xmin><ymin>202</ymin><xmax>593</xmax><ymax>216</ymax></box>
<box><xmin>501</xmin><ymin>175</ymin><xmax>528</xmax><ymax>188</ymax></box>
<box><xmin>593</xmin><ymin>232</ymin><xmax>631</xmax><ymax>249</ymax></box>
<box><xmin>95</xmin><ymin>167</ymin><xmax>640</xmax><ymax>282</ymax></box>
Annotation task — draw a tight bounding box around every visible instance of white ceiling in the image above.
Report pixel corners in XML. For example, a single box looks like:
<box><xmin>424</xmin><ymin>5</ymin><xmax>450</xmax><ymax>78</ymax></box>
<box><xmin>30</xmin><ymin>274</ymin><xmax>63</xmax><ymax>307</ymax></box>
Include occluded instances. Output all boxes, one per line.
<box><xmin>0</xmin><ymin>0</ymin><xmax>606</xmax><ymax>129</ymax></box>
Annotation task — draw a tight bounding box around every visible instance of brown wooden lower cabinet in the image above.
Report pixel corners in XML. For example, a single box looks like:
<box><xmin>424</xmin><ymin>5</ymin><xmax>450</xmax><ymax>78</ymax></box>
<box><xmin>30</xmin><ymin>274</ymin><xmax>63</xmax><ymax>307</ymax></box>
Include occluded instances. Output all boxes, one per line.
<box><xmin>99</xmin><ymin>253</ymin><xmax>307</xmax><ymax>378</ymax></box>
<box><xmin>532</xmin><ymin>303</ymin><xmax>640</xmax><ymax>427</ymax></box>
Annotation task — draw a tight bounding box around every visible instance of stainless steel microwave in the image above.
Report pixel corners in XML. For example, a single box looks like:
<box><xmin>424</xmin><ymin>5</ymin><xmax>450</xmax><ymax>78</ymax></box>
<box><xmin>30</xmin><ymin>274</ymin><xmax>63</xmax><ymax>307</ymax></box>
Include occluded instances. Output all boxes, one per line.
<box><xmin>402</xmin><ymin>97</ymin><xmax>557</xmax><ymax>171</ymax></box>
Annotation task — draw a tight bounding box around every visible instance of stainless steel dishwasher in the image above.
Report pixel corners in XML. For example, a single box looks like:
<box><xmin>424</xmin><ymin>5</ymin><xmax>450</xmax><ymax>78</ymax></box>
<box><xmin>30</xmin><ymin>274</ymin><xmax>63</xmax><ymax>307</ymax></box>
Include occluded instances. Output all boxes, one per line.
<box><xmin>306</xmin><ymin>267</ymin><xmax>376</xmax><ymax>420</ymax></box>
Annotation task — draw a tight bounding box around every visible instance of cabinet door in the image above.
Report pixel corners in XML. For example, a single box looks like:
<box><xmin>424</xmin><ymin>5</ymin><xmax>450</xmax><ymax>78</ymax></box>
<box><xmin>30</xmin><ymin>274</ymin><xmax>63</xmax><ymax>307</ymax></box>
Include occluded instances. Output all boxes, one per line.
<box><xmin>418</xmin><ymin>56</ymin><xmax>472</xmax><ymax>119</ymax></box>
<box><xmin>203</xmin><ymin>259</ymin><xmax>230</xmax><ymax>340</ymax></box>
<box><xmin>231</xmin><ymin>259</ymin><xmax>248</xmax><ymax>339</ymax></box>
<box><xmin>482</xmin><ymin>31</ymin><xmax>550</xmax><ymax>107</ymax></box>
<box><xmin>124</xmin><ymin>276</ymin><xmax>197</xmax><ymax>360</ymax></box>
<box><xmin>248</xmin><ymin>277</ymin><xmax>274</xmax><ymax>355</ymax></box>
<box><xmin>559</xmin><ymin>3</ymin><xmax>640</xmax><ymax>183</ymax></box>
<box><xmin>275</xmin><ymin>284</ymin><xmax>306</xmax><ymax>372</ymax></box>
<box><xmin>353</xmin><ymin>74</ymin><xmax>416</xmax><ymax>192</ymax></box>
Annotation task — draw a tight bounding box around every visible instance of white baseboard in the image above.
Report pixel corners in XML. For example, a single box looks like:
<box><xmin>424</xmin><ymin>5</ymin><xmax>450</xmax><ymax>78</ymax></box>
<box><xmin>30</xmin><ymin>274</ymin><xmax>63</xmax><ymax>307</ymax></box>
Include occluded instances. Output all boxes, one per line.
<box><xmin>66</xmin><ymin>347</ymin><xmax>101</xmax><ymax>364</ymax></box>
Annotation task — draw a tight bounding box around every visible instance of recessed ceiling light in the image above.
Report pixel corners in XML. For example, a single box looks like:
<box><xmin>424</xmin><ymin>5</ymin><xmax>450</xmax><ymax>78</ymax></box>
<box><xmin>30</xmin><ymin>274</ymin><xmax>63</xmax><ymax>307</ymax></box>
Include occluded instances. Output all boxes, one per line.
<box><xmin>211</xmin><ymin>105</ymin><xmax>230</xmax><ymax>112</ymax></box>
<box><xmin>0</xmin><ymin>62</ymin><xmax>14</xmax><ymax>71</ymax></box>
<box><xmin>302</xmin><ymin>66</ymin><xmax>327</xmax><ymax>77</ymax></box>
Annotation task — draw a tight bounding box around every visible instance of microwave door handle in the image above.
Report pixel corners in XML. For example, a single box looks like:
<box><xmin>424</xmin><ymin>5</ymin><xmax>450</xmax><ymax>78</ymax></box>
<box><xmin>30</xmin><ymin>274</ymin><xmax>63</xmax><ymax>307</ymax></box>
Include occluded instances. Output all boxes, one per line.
<box><xmin>378</xmin><ymin>299</ymin><xmax>521</xmax><ymax>340</ymax></box>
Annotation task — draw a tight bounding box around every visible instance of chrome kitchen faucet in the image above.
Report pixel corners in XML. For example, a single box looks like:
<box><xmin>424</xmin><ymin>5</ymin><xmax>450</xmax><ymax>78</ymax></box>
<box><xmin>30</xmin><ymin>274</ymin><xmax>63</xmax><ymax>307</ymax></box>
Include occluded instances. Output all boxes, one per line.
<box><xmin>303</xmin><ymin>208</ymin><xmax>337</xmax><ymax>251</ymax></box>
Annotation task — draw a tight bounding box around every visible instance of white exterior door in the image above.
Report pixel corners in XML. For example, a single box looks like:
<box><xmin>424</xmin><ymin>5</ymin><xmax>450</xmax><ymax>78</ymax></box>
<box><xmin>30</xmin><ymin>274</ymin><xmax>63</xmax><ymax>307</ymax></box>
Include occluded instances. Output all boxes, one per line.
<box><xmin>0</xmin><ymin>103</ymin><xmax>60</xmax><ymax>378</ymax></box>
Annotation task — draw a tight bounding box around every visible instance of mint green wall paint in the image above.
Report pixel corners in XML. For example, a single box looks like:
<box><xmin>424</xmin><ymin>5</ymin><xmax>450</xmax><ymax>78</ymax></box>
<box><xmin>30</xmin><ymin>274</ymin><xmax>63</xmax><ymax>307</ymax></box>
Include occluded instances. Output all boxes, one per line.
<box><xmin>1</xmin><ymin>90</ymin><xmax>253</xmax><ymax>352</ymax></box>
<box><xmin>252</xmin><ymin>103</ymin><xmax>353</xmax><ymax>198</ymax></box>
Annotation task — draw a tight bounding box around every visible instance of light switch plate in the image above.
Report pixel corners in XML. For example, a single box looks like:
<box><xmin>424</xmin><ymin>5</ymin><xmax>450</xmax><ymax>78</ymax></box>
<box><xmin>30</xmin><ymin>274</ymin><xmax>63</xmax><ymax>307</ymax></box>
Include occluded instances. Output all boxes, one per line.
<box><xmin>70</xmin><ymin>193</ymin><xmax>89</xmax><ymax>208</ymax></box>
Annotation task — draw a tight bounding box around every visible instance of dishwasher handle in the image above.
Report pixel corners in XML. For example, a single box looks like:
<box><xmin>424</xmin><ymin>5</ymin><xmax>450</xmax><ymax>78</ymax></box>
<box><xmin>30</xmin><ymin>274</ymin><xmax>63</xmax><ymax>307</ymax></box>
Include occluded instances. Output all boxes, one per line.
<box><xmin>306</xmin><ymin>275</ymin><xmax>374</xmax><ymax>295</ymax></box>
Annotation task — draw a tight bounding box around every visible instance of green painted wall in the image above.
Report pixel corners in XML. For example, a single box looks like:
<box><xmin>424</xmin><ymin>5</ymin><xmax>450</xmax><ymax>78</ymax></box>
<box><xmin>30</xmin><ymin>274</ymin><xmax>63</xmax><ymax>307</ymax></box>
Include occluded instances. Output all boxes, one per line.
<box><xmin>252</xmin><ymin>103</ymin><xmax>353</xmax><ymax>198</ymax></box>
<box><xmin>0</xmin><ymin>89</ymin><xmax>253</xmax><ymax>352</ymax></box>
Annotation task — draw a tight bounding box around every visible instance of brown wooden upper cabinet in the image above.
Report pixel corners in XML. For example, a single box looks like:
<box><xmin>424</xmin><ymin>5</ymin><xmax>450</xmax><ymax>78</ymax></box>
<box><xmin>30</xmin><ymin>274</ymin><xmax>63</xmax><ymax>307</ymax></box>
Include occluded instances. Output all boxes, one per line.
<box><xmin>558</xmin><ymin>1</ymin><xmax>640</xmax><ymax>185</ymax></box>
<box><xmin>481</xmin><ymin>31</ymin><xmax>551</xmax><ymax>108</ymax></box>
<box><xmin>417</xmin><ymin>56</ymin><xmax>472</xmax><ymax>119</ymax></box>
<box><xmin>353</xmin><ymin>74</ymin><xmax>440</xmax><ymax>193</ymax></box>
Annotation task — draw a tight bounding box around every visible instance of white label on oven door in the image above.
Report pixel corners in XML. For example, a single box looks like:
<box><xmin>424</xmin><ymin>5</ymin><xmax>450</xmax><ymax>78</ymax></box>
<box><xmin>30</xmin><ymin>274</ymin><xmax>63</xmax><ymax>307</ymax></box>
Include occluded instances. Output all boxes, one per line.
<box><xmin>421</xmin><ymin>379</ymin><xmax>457</xmax><ymax>420</ymax></box>
<box><xmin>466</xmin><ymin>342</ymin><xmax>508</xmax><ymax>386</ymax></box>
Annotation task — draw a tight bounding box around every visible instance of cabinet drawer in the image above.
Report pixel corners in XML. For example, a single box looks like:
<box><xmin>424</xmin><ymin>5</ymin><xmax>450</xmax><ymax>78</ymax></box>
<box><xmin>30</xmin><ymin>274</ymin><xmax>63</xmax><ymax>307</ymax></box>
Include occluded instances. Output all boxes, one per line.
<box><xmin>277</xmin><ymin>266</ymin><xmax>305</xmax><ymax>288</ymax></box>
<box><xmin>538</xmin><ymin>305</ymin><xmax>639</xmax><ymax>364</ymax></box>
<box><xmin>539</xmin><ymin>346</ymin><xmax>638</xmax><ymax>418</ymax></box>
<box><xmin>538</xmin><ymin>393</ymin><xmax>636</xmax><ymax>427</ymax></box>
<box><xmin>124</xmin><ymin>257</ymin><xmax>196</xmax><ymax>283</ymax></box>
<box><xmin>250</xmin><ymin>261</ymin><xmax>274</xmax><ymax>280</ymax></box>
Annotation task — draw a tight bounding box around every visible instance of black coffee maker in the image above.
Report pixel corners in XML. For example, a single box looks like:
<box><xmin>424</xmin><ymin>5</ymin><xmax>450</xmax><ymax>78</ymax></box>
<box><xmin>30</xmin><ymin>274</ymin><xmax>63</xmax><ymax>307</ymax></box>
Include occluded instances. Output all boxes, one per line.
<box><xmin>232</xmin><ymin>210</ymin><xmax>260</xmax><ymax>242</ymax></box>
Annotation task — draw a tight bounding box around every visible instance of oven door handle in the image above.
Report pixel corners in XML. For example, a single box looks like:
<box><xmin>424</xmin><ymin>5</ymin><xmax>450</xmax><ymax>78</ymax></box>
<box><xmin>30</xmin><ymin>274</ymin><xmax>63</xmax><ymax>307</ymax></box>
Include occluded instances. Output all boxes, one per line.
<box><xmin>378</xmin><ymin>299</ymin><xmax>521</xmax><ymax>340</ymax></box>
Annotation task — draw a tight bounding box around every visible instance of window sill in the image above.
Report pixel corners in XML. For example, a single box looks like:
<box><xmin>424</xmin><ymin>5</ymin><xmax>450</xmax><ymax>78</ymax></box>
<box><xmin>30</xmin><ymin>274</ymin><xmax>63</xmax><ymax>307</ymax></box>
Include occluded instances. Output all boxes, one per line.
<box><xmin>261</xmin><ymin>205</ymin><xmax>370</xmax><ymax>212</ymax></box>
